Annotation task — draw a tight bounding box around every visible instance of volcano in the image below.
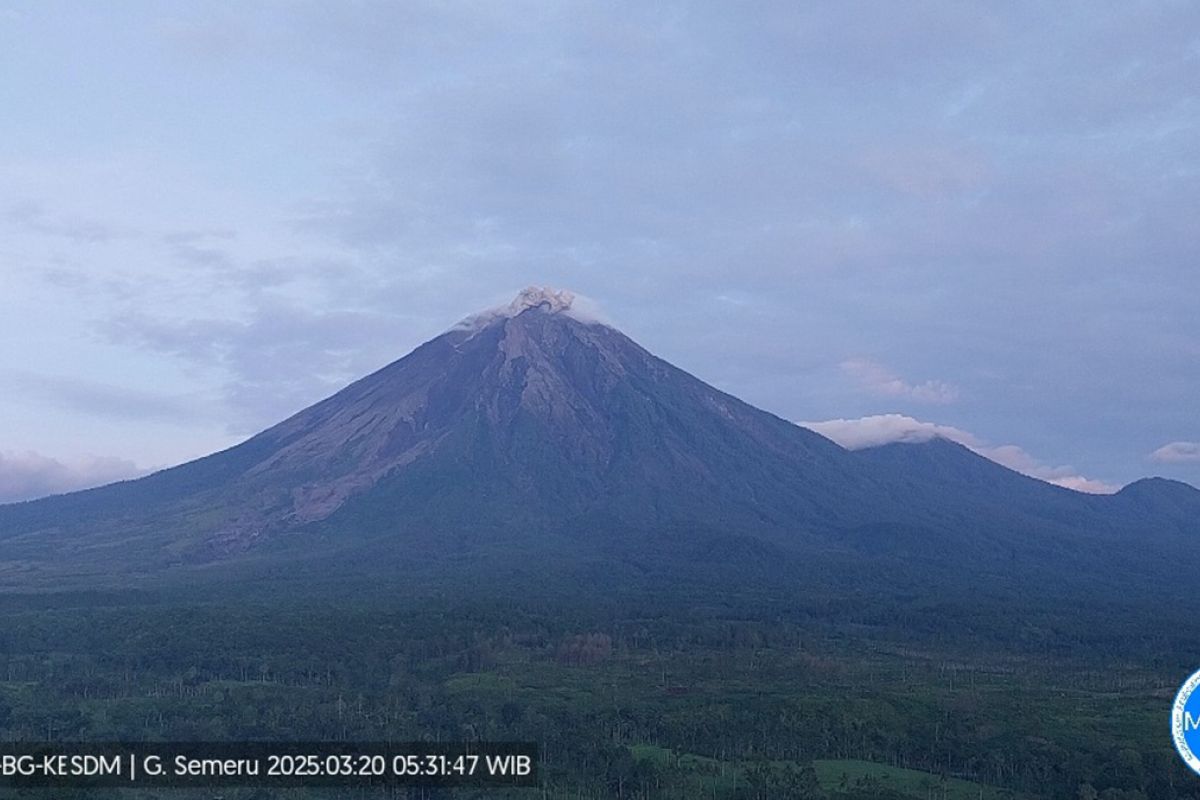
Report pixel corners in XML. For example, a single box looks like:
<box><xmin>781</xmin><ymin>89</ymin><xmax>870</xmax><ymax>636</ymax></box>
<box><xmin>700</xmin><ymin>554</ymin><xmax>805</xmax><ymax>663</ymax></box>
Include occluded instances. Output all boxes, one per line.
<box><xmin>0</xmin><ymin>288</ymin><xmax>1195</xmax><ymax>592</ymax></box>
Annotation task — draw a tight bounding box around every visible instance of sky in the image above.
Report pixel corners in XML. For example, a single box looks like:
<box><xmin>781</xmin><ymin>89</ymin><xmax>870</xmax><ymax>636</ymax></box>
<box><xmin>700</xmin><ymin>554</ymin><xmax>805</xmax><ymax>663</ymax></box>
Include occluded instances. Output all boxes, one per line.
<box><xmin>1</xmin><ymin>1</ymin><xmax>1198</xmax><ymax>501</ymax></box>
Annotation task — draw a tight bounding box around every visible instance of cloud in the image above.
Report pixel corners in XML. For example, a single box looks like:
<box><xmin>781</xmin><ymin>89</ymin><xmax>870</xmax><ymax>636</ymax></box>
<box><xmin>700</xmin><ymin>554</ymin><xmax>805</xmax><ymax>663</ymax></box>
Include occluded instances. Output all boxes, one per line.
<box><xmin>0</xmin><ymin>451</ymin><xmax>147</xmax><ymax>504</ymax></box>
<box><xmin>978</xmin><ymin>444</ymin><xmax>1119</xmax><ymax>495</ymax></box>
<box><xmin>1150</xmin><ymin>441</ymin><xmax>1200</xmax><ymax>464</ymax></box>
<box><xmin>4</xmin><ymin>370</ymin><xmax>204</xmax><ymax>424</ymax></box>
<box><xmin>454</xmin><ymin>286</ymin><xmax>613</xmax><ymax>332</ymax></box>
<box><xmin>162</xmin><ymin>230</ymin><xmax>237</xmax><ymax>268</ymax></box>
<box><xmin>1044</xmin><ymin>475</ymin><xmax>1118</xmax><ymax>494</ymax></box>
<box><xmin>804</xmin><ymin>414</ymin><xmax>1119</xmax><ymax>494</ymax></box>
<box><xmin>840</xmin><ymin>359</ymin><xmax>960</xmax><ymax>405</ymax></box>
<box><xmin>802</xmin><ymin>414</ymin><xmax>973</xmax><ymax>450</ymax></box>
<box><xmin>4</xmin><ymin>199</ymin><xmax>133</xmax><ymax>243</ymax></box>
<box><xmin>102</xmin><ymin>300</ymin><xmax>424</xmax><ymax>434</ymax></box>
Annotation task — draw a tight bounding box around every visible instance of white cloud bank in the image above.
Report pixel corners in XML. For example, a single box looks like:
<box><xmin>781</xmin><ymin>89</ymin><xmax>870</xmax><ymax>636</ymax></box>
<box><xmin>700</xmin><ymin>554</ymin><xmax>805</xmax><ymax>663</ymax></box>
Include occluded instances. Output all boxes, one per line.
<box><xmin>1150</xmin><ymin>441</ymin><xmax>1200</xmax><ymax>463</ymax></box>
<box><xmin>0</xmin><ymin>451</ymin><xmax>147</xmax><ymax>504</ymax></box>
<box><xmin>803</xmin><ymin>414</ymin><xmax>1119</xmax><ymax>494</ymax></box>
<box><xmin>841</xmin><ymin>359</ymin><xmax>959</xmax><ymax>405</ymax></box>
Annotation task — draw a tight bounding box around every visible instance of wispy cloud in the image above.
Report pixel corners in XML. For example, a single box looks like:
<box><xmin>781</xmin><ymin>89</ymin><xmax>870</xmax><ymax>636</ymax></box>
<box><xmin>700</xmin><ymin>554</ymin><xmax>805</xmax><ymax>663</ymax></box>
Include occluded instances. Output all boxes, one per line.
<box><xmin>840</xmin><ymin>359</ymin><xmax>959</xmax><ymax>405</ymax></box>
<box><xmin>5</xmin><ymin>199</ymin><xmax>134</xmax><ymax>243</ymax></box>
<box><xmin>1150</xmin><ymin>441</ymin><xmax>1200</xmax><ymax>463</ymax></box>
<box><xmin>162</xmin><ymin>230</ymin><xmax>237</xmax><ymax>268</ymax></box>
<box><xmin>4</xmin><ymin>370</ymin><xmax>204</xmax><ymax>424</ymax></box>
<box><xmin>102</xmin><ymin>302</ymin><xmax>420</xmax><ymax>434</ymax></box>
<box><xmin>803</xmin><ymin>414</ymin><xmax>972</xmax><ymax>450</ymax></box>
<box><xmin>0</xmin><ymin>450</ymin><xmax>147</xmax><ymax>504</ymax></box>
<box><xmin>804</xmin><ymin>414</ymin><xmax>1119</xmax><ymax>494</ymax></box>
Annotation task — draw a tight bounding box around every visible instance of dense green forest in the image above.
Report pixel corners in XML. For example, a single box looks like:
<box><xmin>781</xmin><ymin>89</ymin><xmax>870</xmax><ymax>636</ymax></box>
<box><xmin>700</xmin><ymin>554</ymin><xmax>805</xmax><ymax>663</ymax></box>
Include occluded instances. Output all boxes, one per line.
<box><xmin>1</xmin><ymin>570</ymin><xmax>1196</xmax><ymax>800</ymax></box>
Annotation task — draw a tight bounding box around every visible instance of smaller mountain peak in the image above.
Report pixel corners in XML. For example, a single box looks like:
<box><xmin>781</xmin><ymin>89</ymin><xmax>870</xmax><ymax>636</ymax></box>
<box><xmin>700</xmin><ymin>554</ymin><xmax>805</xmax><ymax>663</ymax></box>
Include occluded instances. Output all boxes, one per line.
<box><xmin>1118</xmin><ymin>476</ymin><xmax>1200</xmax><ymax>497</ymax></box>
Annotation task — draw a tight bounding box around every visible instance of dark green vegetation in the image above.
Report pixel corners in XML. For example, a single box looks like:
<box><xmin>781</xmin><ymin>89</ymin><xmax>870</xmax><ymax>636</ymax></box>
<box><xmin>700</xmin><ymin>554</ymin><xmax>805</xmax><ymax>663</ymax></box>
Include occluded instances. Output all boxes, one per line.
<box><xmin>1</xmin><ymin>573</ymin><xmax>1197</xmax><ymax>799</ymax></box>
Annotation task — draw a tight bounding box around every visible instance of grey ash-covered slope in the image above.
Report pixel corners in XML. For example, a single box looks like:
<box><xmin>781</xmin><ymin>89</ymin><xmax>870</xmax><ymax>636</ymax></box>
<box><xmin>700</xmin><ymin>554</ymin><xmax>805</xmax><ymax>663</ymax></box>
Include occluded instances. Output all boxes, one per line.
<box><xmin>0</xmin><ymin>288</ymin><xmax>876</xmax><ymax>566</ymax></box>
<box><xmin>0</xmin><ymin>287</ymin><xmax>1195</xmax><ymax>581</ymax></box>
<box><xmin>219</xmin><ymin>286</ymin><xmax>883</xmax><ymax>546</ymax></box>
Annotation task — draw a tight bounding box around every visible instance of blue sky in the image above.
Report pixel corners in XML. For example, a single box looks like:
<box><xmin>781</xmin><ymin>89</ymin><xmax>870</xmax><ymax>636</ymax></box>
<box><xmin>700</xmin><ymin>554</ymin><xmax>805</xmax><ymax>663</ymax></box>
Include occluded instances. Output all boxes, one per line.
<box><xmin>1</xmin><ymin>1</ymin><xmax>1198</xmax><ymax>500</ymax></box>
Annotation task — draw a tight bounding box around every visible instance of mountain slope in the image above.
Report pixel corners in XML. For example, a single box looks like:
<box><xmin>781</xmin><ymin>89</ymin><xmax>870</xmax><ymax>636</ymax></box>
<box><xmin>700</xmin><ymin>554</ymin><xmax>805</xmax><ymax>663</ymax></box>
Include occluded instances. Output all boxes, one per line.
<box><xmin>0</xmin><ymin>288</ymin><xmax>1194</xmax><ymax>592</ymax></box>
<box><xmin>0</xmin><ymin>289</ymin><xmax>882</xmax><ymax>569</ymax></box>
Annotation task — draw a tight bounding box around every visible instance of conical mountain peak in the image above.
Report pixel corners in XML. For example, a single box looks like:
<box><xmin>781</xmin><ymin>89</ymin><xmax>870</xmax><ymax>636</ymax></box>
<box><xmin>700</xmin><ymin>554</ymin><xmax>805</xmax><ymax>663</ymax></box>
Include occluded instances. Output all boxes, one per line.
<box><xmin>0</xmin><ymin>293</ymin><xmax>855</xmax><ymax>558</ymax></box>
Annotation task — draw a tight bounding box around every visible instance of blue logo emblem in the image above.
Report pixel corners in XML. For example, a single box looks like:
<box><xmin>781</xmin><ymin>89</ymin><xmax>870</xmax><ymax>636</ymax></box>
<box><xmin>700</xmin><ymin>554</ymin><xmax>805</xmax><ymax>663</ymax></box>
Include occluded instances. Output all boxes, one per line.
<box><xmin>1172</xmin><ymin>669</ymin><xmax>1200</xmax><ymax>774</ymax></box>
